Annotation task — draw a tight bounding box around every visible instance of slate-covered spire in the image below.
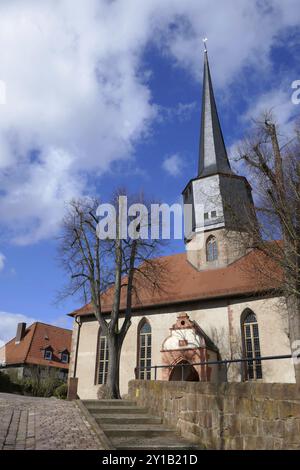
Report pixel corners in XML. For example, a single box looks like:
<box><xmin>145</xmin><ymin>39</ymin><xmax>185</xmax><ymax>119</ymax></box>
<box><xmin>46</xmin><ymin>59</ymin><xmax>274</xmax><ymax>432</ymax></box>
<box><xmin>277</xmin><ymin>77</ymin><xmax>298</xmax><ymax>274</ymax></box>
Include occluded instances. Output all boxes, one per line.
<box><xmin>198</xmin><ymin>50</ymin><xmax>233</xmax><ymax>177</ymax></box>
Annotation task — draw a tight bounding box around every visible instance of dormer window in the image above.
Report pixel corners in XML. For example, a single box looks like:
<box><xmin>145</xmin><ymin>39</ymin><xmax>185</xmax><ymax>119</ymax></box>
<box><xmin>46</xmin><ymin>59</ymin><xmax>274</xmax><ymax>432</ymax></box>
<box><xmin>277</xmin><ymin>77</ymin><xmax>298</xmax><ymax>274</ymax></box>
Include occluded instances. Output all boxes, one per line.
<box><xmin>44</xmin><ymin>349</ymin><xmax>52</xmax><ymax>361</ymax></box>
<box><xmin>61</xmin><ymin>352</ymin><xmax>69</xmax><ymax>363</ymax></box>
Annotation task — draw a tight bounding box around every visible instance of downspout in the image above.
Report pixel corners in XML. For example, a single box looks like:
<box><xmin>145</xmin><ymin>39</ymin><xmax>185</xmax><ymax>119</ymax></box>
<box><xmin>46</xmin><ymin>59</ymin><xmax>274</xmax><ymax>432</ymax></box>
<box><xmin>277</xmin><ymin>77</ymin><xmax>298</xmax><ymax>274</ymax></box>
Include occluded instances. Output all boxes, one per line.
<box><xmin>73</xmin><ymin>316</ymin><xmax>82</xmax><ymax>378</ymax></box>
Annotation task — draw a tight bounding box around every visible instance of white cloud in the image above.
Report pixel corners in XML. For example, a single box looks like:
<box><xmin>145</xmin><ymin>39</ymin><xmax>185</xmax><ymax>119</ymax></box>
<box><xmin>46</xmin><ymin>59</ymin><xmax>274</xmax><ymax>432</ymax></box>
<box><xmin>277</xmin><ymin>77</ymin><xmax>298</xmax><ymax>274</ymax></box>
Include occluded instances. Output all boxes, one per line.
<box><xmin>158</xmin><ymin>101</ymin><xmax>197</xmax><ymax>123</ymax></box>
<box><xmin>0</xmin><ymin>0</ymin><xmax>156</xmax><ymax>244</ymax></box>
<box><xmin>163</xmin><ymin>153</ymin><xmax>184</xmax><ymax>176</ymax></box>
<box><xmin>0</xmin><ymin>253</ymin><xmax>5</xmax><ymax>271</ymax></box>
<box><xmin>53</xmin><ymin>315</ymin><xmax>73</xmax><ymax>330</ymax></box>
<box><xmin>0</xmin><ymin>0</ymin><xmax>299</xmax><ymax>243</ymax></box>
<box><xmin>242</xmin><ymin>82</ymin><xmax>298</xmax><ymax>135</ymax></box>
<box><xmin>229</xmin><ymin>79</ymin><xmax>299</xmax><ymax>170</ymax></box>
<box><xmin>0</xmin><ymin>311</ymin><xmax>37</xmax><ymax>347</ymax></box>
<box><xmin>0</xmin><ymin>148</ymin><xmax>86</xmax><ymax>244</ymax></box>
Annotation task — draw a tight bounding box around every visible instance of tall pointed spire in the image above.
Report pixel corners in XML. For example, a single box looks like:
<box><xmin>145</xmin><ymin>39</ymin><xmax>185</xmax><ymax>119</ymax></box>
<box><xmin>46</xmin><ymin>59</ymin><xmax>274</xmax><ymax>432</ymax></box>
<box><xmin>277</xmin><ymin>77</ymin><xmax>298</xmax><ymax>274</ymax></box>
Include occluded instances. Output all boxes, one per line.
<box><xmin>183</xmin><ymin>42</ymin><xmax>255</xmax><ymax>272</ymax></box>
<box><xmin>198</xmin><ymin>49</ymin><xmax>233</xmax><ymax>177</ymax></box>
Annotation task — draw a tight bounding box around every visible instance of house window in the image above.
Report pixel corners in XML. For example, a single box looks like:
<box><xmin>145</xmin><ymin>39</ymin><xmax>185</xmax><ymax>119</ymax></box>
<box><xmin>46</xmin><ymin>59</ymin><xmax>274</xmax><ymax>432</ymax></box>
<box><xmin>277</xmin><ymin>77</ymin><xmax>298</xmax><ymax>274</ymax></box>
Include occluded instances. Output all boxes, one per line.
<box><xmin>44</xmin><ymin>349</ymin><xmax>52</xmax><ymax>361</ymax></box>
<box><xmin>204</xmin><ymin>212</ymin><xmax>209</xmax><ymax>220</ymax></box>
<box><xmin>211</xmin><ymin>210</ymin><xmax>217</xmax><ymax>218</ymax></box>
<box><xmin>98</xmin><ymin>335</ymin><xmax>109</xmax><ymax>385</ymax></box>
<box><xmin>206</xmin><ymin>236</ymin><xmax>218</xmax><ymax>261</ymax></box>
<box><xmin>61</xmin><ymin>352</ymin><xmax>69</xmax><ymax>363</ymax></box>
<box><xmin>242</xmin><ymin>310</ymin><xmax>262</xmax><ymax>380</ymax></box>
<box><xmin>138</xmin><ymin>320</ymin><xmax>152</xmax><ymax>380</ymax></box>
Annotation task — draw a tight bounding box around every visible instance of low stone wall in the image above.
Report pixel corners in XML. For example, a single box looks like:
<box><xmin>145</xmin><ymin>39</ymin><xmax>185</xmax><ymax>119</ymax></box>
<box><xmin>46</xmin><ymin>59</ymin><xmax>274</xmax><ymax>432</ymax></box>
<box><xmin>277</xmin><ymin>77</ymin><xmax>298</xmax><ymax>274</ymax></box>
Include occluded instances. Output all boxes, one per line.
<box><xmin>128</xmin><ymin>380</ymin><xmax>300</xmax><ymax>450</ymax></box>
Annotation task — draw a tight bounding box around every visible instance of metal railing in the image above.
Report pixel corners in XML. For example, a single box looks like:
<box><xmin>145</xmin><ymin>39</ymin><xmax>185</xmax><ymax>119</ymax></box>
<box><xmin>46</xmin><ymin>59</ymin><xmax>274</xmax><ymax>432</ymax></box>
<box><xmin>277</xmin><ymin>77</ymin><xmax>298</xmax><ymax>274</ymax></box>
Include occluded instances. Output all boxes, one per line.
<box><xmin>135</xmin><ymin>354</ymin><xmax>292</xmax><ymax>381</ymax></box>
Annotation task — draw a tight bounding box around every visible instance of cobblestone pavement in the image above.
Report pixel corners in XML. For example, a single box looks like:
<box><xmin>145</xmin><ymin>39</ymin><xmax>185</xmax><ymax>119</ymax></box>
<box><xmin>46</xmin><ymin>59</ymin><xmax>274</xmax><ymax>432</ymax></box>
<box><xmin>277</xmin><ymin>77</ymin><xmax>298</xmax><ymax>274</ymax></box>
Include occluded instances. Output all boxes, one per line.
<box><xmin>0</xmin><ymin>393</ymin><xmax>104</xmax><ymax>450</ymax></box>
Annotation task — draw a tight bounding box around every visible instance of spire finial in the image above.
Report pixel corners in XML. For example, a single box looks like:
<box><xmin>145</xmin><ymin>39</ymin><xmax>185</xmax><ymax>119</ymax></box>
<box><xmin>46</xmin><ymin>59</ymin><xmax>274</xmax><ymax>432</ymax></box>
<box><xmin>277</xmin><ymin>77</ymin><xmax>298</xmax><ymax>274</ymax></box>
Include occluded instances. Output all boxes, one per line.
<box><xmin>202</xmin><ymin>37</ymin><xmax>208</xmax><ymax>53</ymax></box>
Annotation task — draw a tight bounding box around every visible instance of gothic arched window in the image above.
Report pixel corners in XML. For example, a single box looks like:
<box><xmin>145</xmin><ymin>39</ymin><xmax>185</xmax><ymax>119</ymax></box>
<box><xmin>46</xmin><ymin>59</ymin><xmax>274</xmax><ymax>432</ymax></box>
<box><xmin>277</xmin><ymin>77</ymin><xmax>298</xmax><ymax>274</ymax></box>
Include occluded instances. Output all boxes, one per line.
<box><xmin>137</xmin><ymin>319</ymin><xmax>152</xmax><ymax>380</ymax></box>
<box><xmin>96</xmin><ymin>330</ymin><xmax>109</xmax><ymax>385</ymax></box>
<box><xmin>206</xmin><ymin>235</ymin><xmax>218</xmax><ymax>262</ymax></box>
<box><xmin>241</xmin><ymin>310</ymin><xmax>262</xmax><ymax>380</ymax></box>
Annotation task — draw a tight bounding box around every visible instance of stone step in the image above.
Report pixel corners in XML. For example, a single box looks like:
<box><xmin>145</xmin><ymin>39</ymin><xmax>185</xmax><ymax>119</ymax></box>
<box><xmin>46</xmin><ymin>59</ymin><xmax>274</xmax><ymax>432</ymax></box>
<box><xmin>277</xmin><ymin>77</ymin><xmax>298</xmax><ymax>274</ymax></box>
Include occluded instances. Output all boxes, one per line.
<box><xmin>102</xmin><ymin>424</ymin><xmax>176</xmax><ymax>438</ymax></box>
<box><xmin>82</xmin><ymin>399</ymin><xmax>137</xmax><ymax>407</ymax></box>
<box><xmin>80</xmin><ymin>399</ymin><xmax>201</xmax><ymax>451</ymax></box>
<box><xmin>110</xmin><ymin>434</ymin><xmax>200</xmax><ymax>450</ymax></box>
<box><xmin>87</xmin><ymin>405</ymin><xmax>149</xmax><ymax>414</ymax></box>
<box><xmin>95</xmin><ymin>414</ymin><xmax>162</xmax><ymax>425</ymax></box>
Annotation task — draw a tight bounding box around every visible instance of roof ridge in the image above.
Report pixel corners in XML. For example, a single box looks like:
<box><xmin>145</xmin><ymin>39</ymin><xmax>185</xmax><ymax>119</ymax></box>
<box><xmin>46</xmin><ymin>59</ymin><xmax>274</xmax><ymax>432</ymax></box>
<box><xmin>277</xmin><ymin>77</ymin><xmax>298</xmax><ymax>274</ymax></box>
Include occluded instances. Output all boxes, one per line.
<box><xmin>34</xmin><ymin>321</ymin><xmax>72</xmax><ymax>332</ymax></box>
<box><xmin>2</xmin><ymin>321</ymin><xmax>72</xmax><ymax>347</ymax></box>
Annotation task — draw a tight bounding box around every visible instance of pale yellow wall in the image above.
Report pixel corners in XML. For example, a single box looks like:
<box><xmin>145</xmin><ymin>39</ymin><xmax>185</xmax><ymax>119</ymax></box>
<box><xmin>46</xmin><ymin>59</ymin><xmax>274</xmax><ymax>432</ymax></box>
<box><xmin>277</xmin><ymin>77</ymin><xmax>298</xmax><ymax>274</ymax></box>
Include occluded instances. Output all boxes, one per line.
<box><xmin>68</xmin><ymin>319</ymin><xmax>78</xmax><ymax>379</ymax></box>
<box><xmin>228</xmin><ymin>296</ymin><xmax>294</xmax><ymax>383</ymax></box>
<box><xmin>75</xmin><ymin>319</ymin><xmax>99</xmax><ymax>399</ymax></box>
<box><xmin>0</xmin><ymin>344</ymin><xmax>5</xmax><ymax>365</ymax></box>
<box><xmin>72</xmin><ymin>295</ymin><xmax>295</xmax><ymax>399</ymax></box>
<box><xmin>119</xmin><ymin>302</ymin><xmax>231</xmax><ymax>394</ymax></box>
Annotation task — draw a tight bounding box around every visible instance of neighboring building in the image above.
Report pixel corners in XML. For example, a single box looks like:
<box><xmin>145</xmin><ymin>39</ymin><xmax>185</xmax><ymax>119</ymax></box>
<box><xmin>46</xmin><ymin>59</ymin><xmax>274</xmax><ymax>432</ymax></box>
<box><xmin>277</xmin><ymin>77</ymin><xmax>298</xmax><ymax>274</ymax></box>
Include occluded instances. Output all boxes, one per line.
<box><xmin>68</xmin><ymin>49</ymin><xmax>295</xmax><ymax>399</ymax></box>
<box><xmin>0</xmin><ymin>322</ymin><xmax>72</xmax><ymax>381</ymax></box>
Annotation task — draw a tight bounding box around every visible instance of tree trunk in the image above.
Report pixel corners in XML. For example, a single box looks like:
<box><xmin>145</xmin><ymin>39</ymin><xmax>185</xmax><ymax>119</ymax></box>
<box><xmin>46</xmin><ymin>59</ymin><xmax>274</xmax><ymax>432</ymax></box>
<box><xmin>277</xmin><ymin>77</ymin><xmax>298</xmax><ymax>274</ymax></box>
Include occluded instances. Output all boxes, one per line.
<box><xmin>106</xmin><ymin>334</ymin><xmax>123</xmax><ymax>399</ymax></box>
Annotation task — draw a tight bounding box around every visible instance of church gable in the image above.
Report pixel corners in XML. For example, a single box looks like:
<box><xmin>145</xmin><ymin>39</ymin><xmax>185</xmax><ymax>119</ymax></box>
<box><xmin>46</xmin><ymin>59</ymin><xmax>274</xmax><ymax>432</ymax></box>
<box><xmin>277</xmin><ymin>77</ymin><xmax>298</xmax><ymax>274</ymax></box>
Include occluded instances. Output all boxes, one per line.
<box><xmin>160</xmin><ymin>313</ymin><xmax>219</xmax><ymax>382</ymax></box>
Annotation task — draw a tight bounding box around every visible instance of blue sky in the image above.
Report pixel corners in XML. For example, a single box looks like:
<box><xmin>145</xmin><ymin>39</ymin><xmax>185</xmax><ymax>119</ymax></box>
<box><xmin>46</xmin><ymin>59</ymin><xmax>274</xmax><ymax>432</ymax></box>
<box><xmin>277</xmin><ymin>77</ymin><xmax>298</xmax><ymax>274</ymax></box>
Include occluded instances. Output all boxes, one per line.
<box><xmin>0</xmin><ymin>0</ymin><xmax>299</xmax><ymax>344</ymax></box>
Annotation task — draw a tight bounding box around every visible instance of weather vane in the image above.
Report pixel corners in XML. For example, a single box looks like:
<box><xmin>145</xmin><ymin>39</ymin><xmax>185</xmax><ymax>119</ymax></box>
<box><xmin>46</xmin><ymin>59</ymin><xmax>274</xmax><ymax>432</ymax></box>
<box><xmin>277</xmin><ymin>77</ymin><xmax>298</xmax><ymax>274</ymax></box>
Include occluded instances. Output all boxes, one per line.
<box><xmin>202</xmin><ymin>37</ymin><xmax>208</xmax><ymax>53</ymax></box>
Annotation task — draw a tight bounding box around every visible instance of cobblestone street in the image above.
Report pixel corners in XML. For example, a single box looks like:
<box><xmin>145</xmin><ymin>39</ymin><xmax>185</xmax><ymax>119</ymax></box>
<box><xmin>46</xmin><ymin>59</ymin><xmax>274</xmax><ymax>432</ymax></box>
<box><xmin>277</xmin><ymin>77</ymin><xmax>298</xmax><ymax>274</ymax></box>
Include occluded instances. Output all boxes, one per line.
<box><xmin>0</xmin><ymin>393</ymin><xmax>104</xmax><ymax>450</ymax></box>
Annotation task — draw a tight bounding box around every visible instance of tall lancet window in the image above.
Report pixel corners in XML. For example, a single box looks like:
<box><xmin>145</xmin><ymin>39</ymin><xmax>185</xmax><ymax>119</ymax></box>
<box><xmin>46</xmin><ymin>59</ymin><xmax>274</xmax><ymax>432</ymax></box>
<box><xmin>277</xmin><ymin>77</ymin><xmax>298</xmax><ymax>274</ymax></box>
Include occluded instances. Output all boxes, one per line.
<box><xmin>242</xmin><ymin>310</ymin><xmax>262</xmax><ymax>380</ymax></box>
<box><xmin>206</xmin><ymin>235</ymin><xmax>218</xmax><ymax>261</ymax></box>
<box><xmin>137</xmin><ymin>319</ymin><xmax>152</xmax><ymax>380</ymax></box>
<box><xmin>96</xmin><ymin>331</ymin><xmax>109</xmax><ymax>385</ymax></box>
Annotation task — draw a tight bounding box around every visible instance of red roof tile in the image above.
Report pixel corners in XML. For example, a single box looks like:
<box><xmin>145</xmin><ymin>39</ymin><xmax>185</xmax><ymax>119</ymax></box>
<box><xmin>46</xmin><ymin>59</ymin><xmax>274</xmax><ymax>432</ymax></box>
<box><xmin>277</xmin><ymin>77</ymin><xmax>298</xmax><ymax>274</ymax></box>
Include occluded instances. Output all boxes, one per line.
<box><xmin>1</xmin><ymin>322</ymin><xmax>72</xmax><ymax>369</ymax></box>
<box><xmin>70</xmin><ymin>248</ymin><xmax>282</xmax><ymax>318</ymax></box>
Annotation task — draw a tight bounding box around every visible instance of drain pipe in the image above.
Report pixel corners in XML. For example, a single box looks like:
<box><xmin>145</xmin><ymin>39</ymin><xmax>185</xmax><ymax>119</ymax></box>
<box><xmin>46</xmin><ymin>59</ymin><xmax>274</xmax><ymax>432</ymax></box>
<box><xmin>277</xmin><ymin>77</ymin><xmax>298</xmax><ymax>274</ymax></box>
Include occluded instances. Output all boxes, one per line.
<box><xmin>73</xmin><ymin>315</ymin><xmax>82</xmax><ymax>378</ymax></box>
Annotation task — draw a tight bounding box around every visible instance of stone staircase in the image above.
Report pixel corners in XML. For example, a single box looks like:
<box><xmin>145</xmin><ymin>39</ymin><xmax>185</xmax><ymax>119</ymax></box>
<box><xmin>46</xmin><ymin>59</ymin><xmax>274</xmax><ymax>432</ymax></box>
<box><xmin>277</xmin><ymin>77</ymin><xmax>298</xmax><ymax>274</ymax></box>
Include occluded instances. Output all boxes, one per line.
<box><xmin>82</xmin><ymin>399</ymin><xmax>200</xmax><ymax>450</ymax></box>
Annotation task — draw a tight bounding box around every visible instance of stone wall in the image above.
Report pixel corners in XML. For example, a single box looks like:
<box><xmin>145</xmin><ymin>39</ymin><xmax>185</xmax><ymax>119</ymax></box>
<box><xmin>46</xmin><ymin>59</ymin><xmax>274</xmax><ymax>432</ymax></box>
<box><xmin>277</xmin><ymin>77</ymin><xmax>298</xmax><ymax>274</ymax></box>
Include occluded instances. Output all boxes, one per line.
<box><xmin>128</xmin><ymin>380</ymin><xmax>300</xmax><ymax>450</ymax></box>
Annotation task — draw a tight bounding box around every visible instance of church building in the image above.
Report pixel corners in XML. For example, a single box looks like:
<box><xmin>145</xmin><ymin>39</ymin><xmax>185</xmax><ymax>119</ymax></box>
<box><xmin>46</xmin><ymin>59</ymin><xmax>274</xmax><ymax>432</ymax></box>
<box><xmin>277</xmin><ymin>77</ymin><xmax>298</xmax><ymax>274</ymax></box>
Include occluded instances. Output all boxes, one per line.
<box><xmin>68</xmin><ymin>50</ymin><xmax>295</xmax><ymax>399</ymax></box>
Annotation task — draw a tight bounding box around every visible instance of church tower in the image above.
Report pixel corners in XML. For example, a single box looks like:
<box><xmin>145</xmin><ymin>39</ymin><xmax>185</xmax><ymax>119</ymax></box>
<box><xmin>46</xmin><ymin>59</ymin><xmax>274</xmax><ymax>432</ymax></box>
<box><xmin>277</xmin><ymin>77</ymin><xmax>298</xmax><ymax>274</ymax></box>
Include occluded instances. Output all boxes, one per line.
<box><xmin>182</xmin><ymin>47</ymin><xmax>254</xmax><ymax>271</ymax></box>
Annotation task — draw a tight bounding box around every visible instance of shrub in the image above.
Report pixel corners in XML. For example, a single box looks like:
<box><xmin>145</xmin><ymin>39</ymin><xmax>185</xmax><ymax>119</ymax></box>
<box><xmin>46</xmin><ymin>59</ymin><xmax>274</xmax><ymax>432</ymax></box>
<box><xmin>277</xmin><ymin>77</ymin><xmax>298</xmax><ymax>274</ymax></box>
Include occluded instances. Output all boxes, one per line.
<box><xmin>53</xmin><ymin>383</ymin><xmax>68</xmax><ymax>399</ymax></box>
<box><xmin>0</xmin><ymin>370</ymin><xmax>13</xmax><ymax>392</ymax></box>
<box><xmin>18</xmin><ymin>377</ymin><xmax>64</xmax><ymax>397</ymax></box>
<box><xmin>41</xmin><ymin>377</ymin><xmax>63</xmax><ymax>397</ymax></box>
<box><xmin>0</xmin><ymin>370</ymin><xmax>22</xmax><ymax>393</ymax></box>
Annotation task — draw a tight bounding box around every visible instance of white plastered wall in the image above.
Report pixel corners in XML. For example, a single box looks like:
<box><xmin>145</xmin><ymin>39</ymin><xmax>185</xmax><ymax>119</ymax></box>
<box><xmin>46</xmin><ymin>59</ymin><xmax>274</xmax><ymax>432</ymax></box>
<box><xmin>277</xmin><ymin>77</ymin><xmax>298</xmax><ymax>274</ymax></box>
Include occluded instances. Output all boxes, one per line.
<box><xmin>72</xmin><ymin>295</ymin><xmax>295</xmax><ymax>399</ymax></box>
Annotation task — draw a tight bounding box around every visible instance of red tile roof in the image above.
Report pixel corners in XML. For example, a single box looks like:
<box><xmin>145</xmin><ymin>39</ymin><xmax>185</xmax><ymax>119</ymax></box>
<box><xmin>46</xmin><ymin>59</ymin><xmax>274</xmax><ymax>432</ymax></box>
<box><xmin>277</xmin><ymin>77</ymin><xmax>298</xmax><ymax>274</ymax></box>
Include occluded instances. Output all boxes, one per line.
<box><xmin>70</xmin><ymin>248</ymin><xmax>282</xmax><ymax>318</ymax></box>
<box><xmin>1</xmin><ymin>322</ymin><xmax>72</xmax><ymax>369</ymax></box>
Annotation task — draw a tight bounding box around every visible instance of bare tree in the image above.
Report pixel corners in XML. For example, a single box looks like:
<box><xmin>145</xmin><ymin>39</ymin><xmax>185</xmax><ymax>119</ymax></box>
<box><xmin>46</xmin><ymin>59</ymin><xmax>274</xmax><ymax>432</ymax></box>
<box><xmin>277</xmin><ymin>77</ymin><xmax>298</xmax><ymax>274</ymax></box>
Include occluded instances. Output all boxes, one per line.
<box><xmin>234</xmin><ymin>114</ymin><xmax>300</xmax><ymax>381</ymax></box>
<box><xmin>58</xmin><ymin>192</ymin><xmax>167</xmax><ymax>398</ymax></box>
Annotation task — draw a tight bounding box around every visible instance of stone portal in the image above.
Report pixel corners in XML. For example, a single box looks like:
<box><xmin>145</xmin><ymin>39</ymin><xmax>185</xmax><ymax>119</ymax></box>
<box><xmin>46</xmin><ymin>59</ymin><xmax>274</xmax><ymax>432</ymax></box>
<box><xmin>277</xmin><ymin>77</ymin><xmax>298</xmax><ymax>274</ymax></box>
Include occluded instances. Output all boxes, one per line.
<box><xmin>161</xmin><ymin>313</ymin><xmax>219</xmax><ymax>382</ymax></box>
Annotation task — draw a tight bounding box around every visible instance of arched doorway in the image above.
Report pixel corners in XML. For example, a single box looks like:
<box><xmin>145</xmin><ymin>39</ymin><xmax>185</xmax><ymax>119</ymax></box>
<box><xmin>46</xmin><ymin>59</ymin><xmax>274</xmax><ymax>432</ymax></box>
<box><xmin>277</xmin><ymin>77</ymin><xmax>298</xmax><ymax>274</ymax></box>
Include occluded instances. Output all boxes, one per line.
<box><xmin>169</xmin><ymin>360</ymin><xmax>199</xmax><ymax>382</ymax></box>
